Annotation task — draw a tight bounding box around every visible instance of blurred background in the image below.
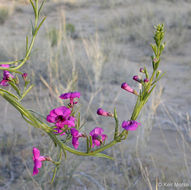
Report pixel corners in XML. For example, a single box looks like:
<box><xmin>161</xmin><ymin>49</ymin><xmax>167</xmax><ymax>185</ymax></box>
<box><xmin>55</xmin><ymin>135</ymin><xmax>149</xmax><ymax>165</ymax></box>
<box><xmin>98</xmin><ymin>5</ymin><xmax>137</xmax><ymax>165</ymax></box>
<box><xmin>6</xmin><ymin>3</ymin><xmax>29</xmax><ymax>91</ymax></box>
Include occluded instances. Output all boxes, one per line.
<box><xmin>0</xmin><ymin>0</ymin><xmax>191</xmax><ymax>189</ymax></box>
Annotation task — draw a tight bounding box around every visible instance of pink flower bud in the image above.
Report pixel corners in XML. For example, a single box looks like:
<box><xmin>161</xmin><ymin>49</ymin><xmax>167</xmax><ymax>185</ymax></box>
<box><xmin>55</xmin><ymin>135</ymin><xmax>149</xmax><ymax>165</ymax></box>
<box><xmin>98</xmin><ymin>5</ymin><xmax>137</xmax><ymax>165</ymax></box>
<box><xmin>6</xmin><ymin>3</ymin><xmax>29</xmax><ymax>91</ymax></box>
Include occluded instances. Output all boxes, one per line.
<box><xmin>133</xmin><ymin>75</ymin><xmax>141</xmax><ymax>83</ymax></box>
<box><xmin>121</xmin><ymin>82</ymin><xmax>138</xmax><ymax>95</ymax></box>
<box><xmin>153</xmin><ymin>58</ymin><xmax>158</xmax><ymax>63</ymax></box>
<box><xmin>22</xmin><ymin>73</ymin><xmax>28</xmax><ymax>81</ymax></box>
<box><xmin>144</xmin><ymin>78</ymin><xmax>149</xmax><ymax>83</ymax></box>
<box><xmin>97</xmin><ymin>108</ymin><xmax>113</xmax><ymax>117</ymax></box>
<box><xmin>122</xmin><ymin>120</ymin><xmax>141</xmax><ymax>131</ymax></box>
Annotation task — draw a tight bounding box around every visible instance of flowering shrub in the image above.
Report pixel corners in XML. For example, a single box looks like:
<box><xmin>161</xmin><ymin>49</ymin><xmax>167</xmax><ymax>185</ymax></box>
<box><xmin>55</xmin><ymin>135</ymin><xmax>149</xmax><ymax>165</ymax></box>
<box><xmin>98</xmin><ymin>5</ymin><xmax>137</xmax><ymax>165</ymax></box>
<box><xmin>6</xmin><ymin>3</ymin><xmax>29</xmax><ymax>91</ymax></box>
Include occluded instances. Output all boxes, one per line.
<box><xmin>0</xmin><ymin>0</ymin><xmax>165</xmax><ymax>182</ymax></box>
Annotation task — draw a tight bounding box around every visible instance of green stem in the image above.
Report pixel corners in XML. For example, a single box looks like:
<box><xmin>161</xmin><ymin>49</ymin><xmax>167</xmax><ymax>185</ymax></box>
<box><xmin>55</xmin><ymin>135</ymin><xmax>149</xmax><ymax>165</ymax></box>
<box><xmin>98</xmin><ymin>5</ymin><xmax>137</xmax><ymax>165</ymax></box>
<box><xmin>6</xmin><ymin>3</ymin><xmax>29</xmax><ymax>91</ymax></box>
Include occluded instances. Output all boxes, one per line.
<box><xmin>48</xmin><ymin>132</ymin><xmax>117</xmax><ymax>157</ymax></box>
<box><xmin>0</xmin><ymin>90</ymin><xmax>117</xmax><ymax>157</ymax></box>
<box><xmin>0</xmin><ymin>59</ymin><xmax>22</xmax><ymax>65</ymax></box>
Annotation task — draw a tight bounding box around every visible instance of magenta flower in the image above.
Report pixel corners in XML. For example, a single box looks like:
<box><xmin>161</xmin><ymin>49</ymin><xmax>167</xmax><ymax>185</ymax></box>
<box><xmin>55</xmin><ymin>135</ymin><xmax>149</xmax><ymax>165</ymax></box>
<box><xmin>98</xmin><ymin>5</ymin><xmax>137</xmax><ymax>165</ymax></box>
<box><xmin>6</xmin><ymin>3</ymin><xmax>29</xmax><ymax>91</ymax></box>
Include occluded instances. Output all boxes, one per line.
<box><xmin>47</xmin><ymin>106</ymin><xmax>75</xmax><ymax>135</ymax></box>
<box><xmin>47</xmin><ymin>106</ymin><xmax>75</xmax><ymax>128</ymax></box>
<box><xmin>121</xmin><ymin>82</ymin><xmax>138</xmax><ymax>95</ymax></box>
<box><xmin>60</xmin><ymin>92</ymin><xmax>80</xmax><ymax>107</ymax></box>
<box><xmin>0</xmin><ymin>64</ymin><xmax>14</xmax><ymax>86</ymax></box>
<box><xmin>71</xmin><ymin>128</ymin><xmax>83</xmax><ymax>149</ymax></box>
<box><xmin>89</xmin><ymin>127</ymin><xmax>107</xmax><ymax>148</ymax></box>
<box><xmin>122</xmin><ymin>120</ymin><xmax>141</xmax><ymax>131</ymax></box>
<box><xmin>97</xmin><ymin>108</ymin><xmax>113</xmax><ymax>117</ymax></box>
<box><xmin>53</xmin><ymin>116</ymin><xmax>76</xmax><ymax>136</ymax></box>
<box><xmin>32</xmin><ymin>147</ymin><xmax>46</xmax><ymax>176</ymax></box>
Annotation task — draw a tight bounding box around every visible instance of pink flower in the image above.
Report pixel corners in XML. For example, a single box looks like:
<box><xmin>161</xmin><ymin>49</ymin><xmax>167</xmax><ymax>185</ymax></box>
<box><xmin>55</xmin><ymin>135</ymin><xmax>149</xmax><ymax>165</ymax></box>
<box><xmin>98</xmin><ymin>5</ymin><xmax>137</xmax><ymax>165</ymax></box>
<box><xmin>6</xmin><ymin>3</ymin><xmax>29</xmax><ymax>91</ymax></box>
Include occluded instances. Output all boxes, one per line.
<box><xmin>122</xmin><ymin>120</ymin><xmax>141</xmax><ymax>131</ymax></box>
<box><xmin>121</xmin><ymin>82</ymin><xmax>138</xmax><ymax>95</ymax></box>
<box><xmin>71</xmin><ymin>128</ymin><xmax>83</xmax><ymax>149</ymax></box>
<box><xmin>47</xmin><ymin>106</ymin><xmax>75</xmax><ymax>135</ymax></box>
<box><xmin>32</xmin><ymin>147</ymin><xmax>46</xmax><ymax>176</ymax></box>
<box><xmin>60</xmin><ymin>92</ymin><xmax>80</xmax><ymax>107</ymax></box>
<box><xmin>97</xmin><ymin>108</ymin><xmax>113</xmax><ymax>117</ymax></box>
<box><xmin>53</xmin><ymin>116</ymin><xmax>76</xmax><ymax>136</ymax></box>
<box><xmin>0</xmin><ymin>64</ymin><xmax>14</xmax><ymax>86</ymax></box>
<box><xmin>47</xmin><ymin>106</ymin><xmax>74</xmax><ymax>127</ymax></box>
<box><xmin>89</xmin><ymin>127</ymin><xmax>107</xmax><ymax>148</ymax></box>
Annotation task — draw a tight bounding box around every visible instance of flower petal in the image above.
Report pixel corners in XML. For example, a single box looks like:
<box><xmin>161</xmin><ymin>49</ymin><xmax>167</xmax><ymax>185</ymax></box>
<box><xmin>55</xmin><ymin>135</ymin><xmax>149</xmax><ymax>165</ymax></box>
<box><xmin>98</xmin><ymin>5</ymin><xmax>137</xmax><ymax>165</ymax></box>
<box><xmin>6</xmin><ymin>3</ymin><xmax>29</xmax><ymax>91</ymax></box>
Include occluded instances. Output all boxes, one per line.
<box><xmin>54</xmin><ymin>106</ymin><xmax>70</xmax><ymax>116</ymax></box>
<box><xmin>34</xmin><ymin>159</ymin><xmax>42</xmax><ymax>168</ymax></box>
<box><xmin>101</xmin><ymin>134</ymin><xmax>107</xmax><ymax>141</ymax></box>
<box><xmin>0</xmin><ymin>64</ymin><xmax>9</xmax><ymax>68</ymax></box>
<box><xmin>62</xmin><ymin>120</ymin><xmax>75</xmax><ymax>127</ymax></box>
<box><xmin>33</xmin><ymin>167</ymin><xmax>39</xmax><ymax>176</ymax></box>
<box><xmin>94</xmin><ymin>139</ymin><xmax>101</xmax><ymax>147</ymax></box>
<box><xmin>46</xmin><ymin>115</ymin><xmax>56</xmax><ymax>123</ymax></box>
<box><xmin>90</xmin><ymin>127</ymin><xmax>104</xmax><ymax>136</ymax></box>
<box><xmin>59</xmin><ymin>92</ymin><xmax>71</xmax><ymax>99</ymax></box>
<box><xmin>33</xmin><ymin>147</ymin><xmax>40</xmax><ymax>159</ymax></box>
<box><xmin>122</xmin><ymin>120</ymin><xmax>141</xmax><ymax>131</ymax></box>
<box><xmin>72</xmin><ymin>137</ymin><xmax>79</xmax><ymax>149</ymax></box>
<box><xmin>70</xmin><ymin>92</ymin><xmax>80</xmax><ymax>99</ymax></box>
<box><xmin>0</xmin><ymin>79</ymin><xmax>9</xmax><ymax>86</ymax></box>
<box><xmin>71</xmin><ymin>128</ymin><xmax>79</xmax><ymax>137</ymax></box>
<box><xmin>38</xmin><ymin>156</ymin><xmax>46</xmax><ymax>162</ymax></box>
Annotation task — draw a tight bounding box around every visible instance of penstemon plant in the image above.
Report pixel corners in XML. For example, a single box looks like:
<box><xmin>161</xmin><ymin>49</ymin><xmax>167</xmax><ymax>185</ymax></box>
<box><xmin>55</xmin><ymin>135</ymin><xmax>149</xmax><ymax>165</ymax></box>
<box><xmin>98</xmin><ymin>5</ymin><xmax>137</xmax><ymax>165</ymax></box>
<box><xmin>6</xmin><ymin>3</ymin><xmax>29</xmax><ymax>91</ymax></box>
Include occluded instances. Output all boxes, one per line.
<box><xmin>0</xmin><ymin>0</ymin><xmax>165</xmax><ymax>183</ymax></box>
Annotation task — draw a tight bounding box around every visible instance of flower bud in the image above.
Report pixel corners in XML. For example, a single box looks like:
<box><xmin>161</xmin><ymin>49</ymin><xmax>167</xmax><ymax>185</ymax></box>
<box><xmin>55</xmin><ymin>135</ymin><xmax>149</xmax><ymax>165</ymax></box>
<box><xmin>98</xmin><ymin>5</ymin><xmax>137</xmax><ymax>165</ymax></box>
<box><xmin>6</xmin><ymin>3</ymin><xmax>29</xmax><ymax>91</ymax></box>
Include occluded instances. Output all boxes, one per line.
<box><xmin>133</xmin><ymin>75</ymin><xmax>141</xmax><ymax>83</ymax></box>
<box><xmin>97</xmin><ymin>108</ymin><xmax>113</xmax><ymax>117</ymax></box>
<box><xmin>144</xmin><ymin>78</ymin><xmax>149</xmax><ymax>83</ymax></box>
<box><xmin>122</xmin><ymin>120</ymin><xmax>141</xmax><ymax>131</ymax></box>
<box><xmin>121</xmin><ymin>82</ymin><xmax>138</xmax><ymax>95</ymax></box>
<box><xmin>22</xmin><ymin>73</ymin><xmax>28</xmax><ymax>81</ymax></box>
<box><xmin>140</xmin><ymin>68</ymin><xmax>144</xmax><ymax>73</ymax></box>
<box><xmin>153</xmin><ymin>58</ymin><xmax>158</xmax><ymax>63</ymax></box>
<box><xmin>156</xmin><ymin>70</ymin><xmax>161</xmax><ymax>79</ymax></box>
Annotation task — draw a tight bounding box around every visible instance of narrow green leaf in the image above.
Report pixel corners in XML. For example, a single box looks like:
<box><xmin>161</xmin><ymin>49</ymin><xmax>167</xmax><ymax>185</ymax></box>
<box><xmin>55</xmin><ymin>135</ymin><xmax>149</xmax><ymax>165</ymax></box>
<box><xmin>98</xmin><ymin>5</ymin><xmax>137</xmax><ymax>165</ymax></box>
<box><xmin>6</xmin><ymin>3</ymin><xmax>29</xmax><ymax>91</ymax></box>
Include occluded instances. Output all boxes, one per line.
<box><xmin>114</xmin><ymin>108</ymin><xmax>119</xmax><ymax>139</ymax></box>
<box><xmin>94</xmin><ymin>153</ymin><xmax>114</xmax><ymax>160</ymax></box>
<box><xmin>144</xmin><ymin>67</ymin><xmax>149</xmax><ymax>79</ymax></box>
<box><xmin>9</xmin><ymin>81</ymin><xmax>21</xmax><ymax>97</ymax></box>
<box><xmin>86</xmin><ymin>137</ymin><xmax>90</xmax><ymax>153</ymax></box>
<box><xmin>152</xmin><ymin>72</ymin><xmax>165</xmax><ymax>85</ymax></box>
<box><xmin>26</xmin><ymin>36</ymin><xmax>29</xmax><ymax>54</ymax></box>
<box><xmin>29</xmin><ymin>0</ymin><xmax>36</xmax><ymax>14</ymax></box>
<box><xmin>21</xmin><ymin>113</ymin><xmax>34</xmax><ymax>125</ymax></box>
<box><xmin>89</xmin><ymin>135</ymin><xmax>92</xmax><ymax>149</ymax></box>
<box><xmin>77</xmin><ymin>112</ymin><xmax>80</xmax><ymax>130</ymax></box>
<box><xmin>35</xmin><ymin>17</ymin><xmax>46</xmax><ymax>33</ymax></box>
<box><xmin>38</xmin><ymin>0</ymin><xmax>46</xmax><ymax>15</ymax></box>
<box><xmin>150</xmin><ymin>44</ymin><xmax>157</xmax><ymax>56</ymax></box>
<box><xmin>51</xmin><ymin>166</ymin><xmax>58</xmax><ymax>184</ymax></box>
<box><xmin>0</xmin><ymin>89</ymin><xmax>18</xmax><ymax>100</ymax></box>
<box><xmin>20</xmin><ymin>84</ymin><xmax>34</xmax><ymax>100</ymax></box>
<box><xmin>30</xmin><ymin>19</ymin><xmax>35</xmax><ymax>36</ymax></box>
<box><xmin>147</xmin><ymin>84</ymin><xmax>156</xmax><ymax>98</ymax></box>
